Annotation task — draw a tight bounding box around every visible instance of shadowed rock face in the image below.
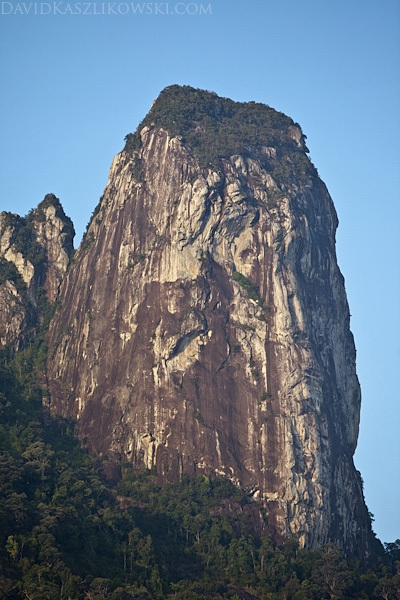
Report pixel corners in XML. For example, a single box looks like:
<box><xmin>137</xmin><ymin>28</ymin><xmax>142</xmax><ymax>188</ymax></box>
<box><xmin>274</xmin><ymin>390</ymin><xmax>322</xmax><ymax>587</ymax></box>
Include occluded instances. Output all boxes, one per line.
<box><xmin>46</xmin><ymin>87</ymin><xmax>370</xmax><ymax>553</ymax></box>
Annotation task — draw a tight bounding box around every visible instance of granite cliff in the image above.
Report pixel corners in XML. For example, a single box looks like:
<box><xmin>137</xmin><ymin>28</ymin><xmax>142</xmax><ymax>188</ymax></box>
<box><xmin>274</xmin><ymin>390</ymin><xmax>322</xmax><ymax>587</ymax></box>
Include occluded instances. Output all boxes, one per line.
<box><xmin>0</xmin><ymin>194</ymin><xmax>74</xmax><ymax>355</ymax></box>
<box><xmin>3</xmin><ymin>86</ymin><xmax>370</xmax><ymax>554</ymax></box>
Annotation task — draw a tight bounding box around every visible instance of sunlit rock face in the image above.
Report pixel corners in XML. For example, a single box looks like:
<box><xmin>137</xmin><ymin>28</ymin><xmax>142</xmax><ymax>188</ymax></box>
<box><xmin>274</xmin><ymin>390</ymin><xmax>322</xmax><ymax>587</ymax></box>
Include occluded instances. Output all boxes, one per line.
<box><xmin>31</xmin><ymin>200</ymin><xmax>75</xmax><ymax>303</ymax></box>
<box><xmin>0</xmin><ymin>195</ymin><xmax>74</xmax><ymax>354</ymax></box>
<box><xmin>46</xmin><ymin>86</ymin><xmax>370</xmax><ymax>553</ymax></box>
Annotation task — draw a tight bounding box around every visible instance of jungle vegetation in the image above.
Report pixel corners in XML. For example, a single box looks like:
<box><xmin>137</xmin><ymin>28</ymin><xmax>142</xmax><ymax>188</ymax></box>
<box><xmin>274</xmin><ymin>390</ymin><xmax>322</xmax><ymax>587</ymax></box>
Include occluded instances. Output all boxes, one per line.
<box><xmin>123</xmin><ymin>85</ymin><xmax>317</xmax><ymax>187</ymax></box>
<box><xmin>0</xmin><ymin>354</ymin><xmax>399</xmax><ymax>600</ymax></box>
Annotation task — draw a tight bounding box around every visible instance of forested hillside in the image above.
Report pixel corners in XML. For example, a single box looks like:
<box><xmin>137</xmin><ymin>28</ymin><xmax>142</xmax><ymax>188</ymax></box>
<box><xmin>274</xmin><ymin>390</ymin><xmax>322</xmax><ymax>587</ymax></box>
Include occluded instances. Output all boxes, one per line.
<box><xmin>0</xmin><ymin>355</ymin><xmax>399</xmax><ymax>599</ymax></box>
<box><xmin>0</xmin><ymin>87</ymin><xmax>399</xmax><ymax>599</ymax></box>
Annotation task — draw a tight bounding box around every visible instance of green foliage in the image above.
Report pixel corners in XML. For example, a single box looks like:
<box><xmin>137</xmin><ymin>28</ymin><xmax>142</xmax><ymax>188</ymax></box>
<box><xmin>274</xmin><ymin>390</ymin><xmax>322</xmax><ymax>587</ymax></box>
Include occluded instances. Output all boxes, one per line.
<box><xmin>0</xmin><ymin>207</ymin><xmax>46</xmax><ymax>303</ymax></box>
<box><xmin>80</xmin><ymin>194</ymin><xmax>104</xmax><ymax>248</ymax></box>
<box><xmin>124</xmin><ymin>85</ymin><xmax>317</xmax><ymax>187</ymax></box>
<box><xmin>2</xmin><ymin>195</ymin><xmax>73</xmax><ymax>270</ymax></box>
<box><xmin>34</xmin><ymin>193</ymin><xmax>74</xmax><ymax>231</ymax></box>
<box><xmin>36</xmin><ymin>193</ymin><xmax>61</xmax><ymax>212</ymax></box>
<box><xmin>87</xmin><ymin>195</ymin><xmax>102</xmax><ymax>228</ymax></box>
<box><xmin>124</xmin><ymin>130</ymin><xmax>141</xmax><ymax>153</ymax></box>
<box><xmin>0</xmin><ymin>266</ymin><xmax>55</xmax><ymax>367</ymax></box>
<box><xmin>12</xmin><ymin>217</ymin><xmax>46</xmax><ymax>268</ymax></box>
<box><xmin>194</xmin><ymin>410</ymin><xmax>204</xmax><ymax>424</ymax></box>
<box><xmin>232</xmin><ymin>270</ymin><xmax>264</xmax><ymax>306</ymax></box>
<box><xmin>80</xmin><ymin>230</ymin><xmax>95</xmax><ymax>251</ymax></box>
<box><xmin>0</xmin><ymin>257</ymin><xmax>27</xmax><ymax>298</ymax></box>
<box><xmin>0</xmin><ymin>211</ymin><xmax>22</xmax><ymax>235</ymax></box>
<box><xmin>36</xmin><ymin>287</ymin><xmax>58</xmax><ymax>329</ymax></box>
<box><xmin>0</xmin><ymin>354</ymin><xmax>396</xmax><ymax>599</ymax></box>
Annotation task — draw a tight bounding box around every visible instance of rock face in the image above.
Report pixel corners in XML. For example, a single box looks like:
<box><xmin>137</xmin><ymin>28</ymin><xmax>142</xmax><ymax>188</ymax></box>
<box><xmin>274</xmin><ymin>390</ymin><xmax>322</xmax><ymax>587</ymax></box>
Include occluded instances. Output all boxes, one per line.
<box><xmin>0</xmin><ymin>277</ymin><xmax>28</xmax><ymax>353</ymax></box>
<box><xmin>0</xmin><ymin>194</ymin><xmax>74</xmax><ymax>354</ymax></box>
<box><xmin>46</xmin><ymin>86</ymin><xmax>370</xmax><ymax>553</ymax></box>
<box><xmin>30</xmin><ymin>197</ymin><xmax>75</xmax><ymax>303</ymax></box>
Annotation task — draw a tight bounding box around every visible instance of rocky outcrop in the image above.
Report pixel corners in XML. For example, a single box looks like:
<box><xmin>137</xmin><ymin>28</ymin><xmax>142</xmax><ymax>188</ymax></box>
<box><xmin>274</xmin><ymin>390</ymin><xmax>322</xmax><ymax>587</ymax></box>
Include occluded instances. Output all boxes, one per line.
<box><xmin>0</xmin><ymin>277</ymin><xmax>28</xmax><ymax>353</ymax></box>
<box><xmin>46</xmin><ymin>86</ymin><xmax>370</xmax><ymax>554</ymax></box>
<box><xmin>30</xmin><ymin>197</ymin><xmax>75</xmax><ymax>303</ymax></box>
<box><xmin>0</xmin><ymin>194</ymin><xmax>74</xmax><ymax>355</ymax></box>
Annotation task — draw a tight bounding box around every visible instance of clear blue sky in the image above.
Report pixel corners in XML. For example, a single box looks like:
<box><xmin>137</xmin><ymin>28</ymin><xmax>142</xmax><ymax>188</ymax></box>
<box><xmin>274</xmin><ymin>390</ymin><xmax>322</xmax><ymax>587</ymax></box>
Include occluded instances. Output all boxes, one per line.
<box><xmin>1</xmin><ymin>0</ymin><xmax>399</xmax><ymax>543</ymax></box>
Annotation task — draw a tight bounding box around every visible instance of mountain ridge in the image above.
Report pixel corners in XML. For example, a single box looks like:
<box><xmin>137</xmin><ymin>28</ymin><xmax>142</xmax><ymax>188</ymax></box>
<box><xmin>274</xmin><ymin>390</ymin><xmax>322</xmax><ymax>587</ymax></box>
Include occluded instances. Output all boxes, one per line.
<box><xmin>44</xmin><ymin>86</ymin><xmax>370</xmax><ymax>555</ymax></box>
<box><xmin>0</xmin><ymin>86</ymin><xmax>372</xmax><ymax>558</ymax></box>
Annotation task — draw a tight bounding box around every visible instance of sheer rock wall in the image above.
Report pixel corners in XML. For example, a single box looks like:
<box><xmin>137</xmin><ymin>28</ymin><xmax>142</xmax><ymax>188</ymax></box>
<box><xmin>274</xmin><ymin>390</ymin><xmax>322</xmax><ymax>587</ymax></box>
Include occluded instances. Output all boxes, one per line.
<box><xmin>0</xmin><ymin>198</ymin><xmax>74</xmax><ymax>354</ymax></box>
<box><xmin>46</xmin><ymin>123</ymin><xmax>369</xmax><ymax>553</ymax></box>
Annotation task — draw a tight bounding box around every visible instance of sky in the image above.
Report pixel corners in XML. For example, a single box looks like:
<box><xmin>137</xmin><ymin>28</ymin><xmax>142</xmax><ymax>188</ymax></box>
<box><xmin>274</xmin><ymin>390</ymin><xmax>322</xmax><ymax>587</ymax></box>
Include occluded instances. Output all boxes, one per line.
<box><xmin>0</xmin><ymin>0</ymin><xmax>399</xmax><ymax>543</ymax></box>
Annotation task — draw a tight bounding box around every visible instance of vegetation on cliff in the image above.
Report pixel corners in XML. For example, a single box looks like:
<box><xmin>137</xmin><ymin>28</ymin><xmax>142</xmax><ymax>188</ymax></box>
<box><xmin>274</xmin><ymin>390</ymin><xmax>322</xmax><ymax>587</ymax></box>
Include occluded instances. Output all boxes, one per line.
<box><xmin>0</xmin><ymin>97</ymin><xmax>397</xmax><ymax>598</ymax></box>
<box><xmin>123</xmin><ymin>85</ymin><xmax>317</xmax><ymax>185</ymax></box>
<box><xmin>0</xmin><ymin>258</ymin><xmax>27</xmax><ymax>299</ymax></box>
<box><xmin>0</xmin><ymin>195</ymin><xmax>72</xmax><ymax>361</ymax></box>
<box><xmin>0</xmin><ymin>211</ymin><xmax>45</xmax><ymax>269</ymax></box>
<box><xmin>34</xmin><ymin>193</ymin><xmax>75</xmax><ymax>233</ymax></box>
<box><xmin>0</xmin><ymin>194</ymin><xmax>74</xmax><ymax>269</ymax></box>
<box><xmin>0</xmin><ymin>358</ymin><xmax>399</xmax><ymax>600</ymax></box>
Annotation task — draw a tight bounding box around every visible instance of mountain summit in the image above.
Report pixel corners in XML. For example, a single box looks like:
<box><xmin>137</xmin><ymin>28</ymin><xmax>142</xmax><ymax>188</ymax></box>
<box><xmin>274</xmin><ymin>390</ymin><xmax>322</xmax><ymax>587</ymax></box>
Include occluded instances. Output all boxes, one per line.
<box><xmin>5</xmin><ymin>86</ymin><xmax>371</xmax><ymax>553</ymax></box>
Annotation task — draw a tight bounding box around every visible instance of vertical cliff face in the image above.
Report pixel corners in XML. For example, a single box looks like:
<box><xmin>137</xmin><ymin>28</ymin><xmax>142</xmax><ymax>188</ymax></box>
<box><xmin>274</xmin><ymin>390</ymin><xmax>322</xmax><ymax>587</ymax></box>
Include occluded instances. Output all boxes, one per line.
<box><xmin>0</xmin><ymin>194</ymin><xmax>74</xmax><ymax>354</ymax></box>
<box><xmin>30</xmin><ymin>196</ymin><xmax>75</xmax><ymax>304</ymax></box>
<box><xmin>0</xmin><ymin>275</ymin><xmax>29</xmax><ymax>354</ymax></box>
<box><xmin>46</xmin><ymin>86</ymin><xmax>370</xmax><ymax>553</ymax></box>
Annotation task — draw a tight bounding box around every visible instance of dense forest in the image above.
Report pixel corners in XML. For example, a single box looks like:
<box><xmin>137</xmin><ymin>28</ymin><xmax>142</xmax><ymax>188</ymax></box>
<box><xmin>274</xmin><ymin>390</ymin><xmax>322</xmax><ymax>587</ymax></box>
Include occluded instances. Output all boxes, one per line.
<box><xmin>123</xmin><ymin>85</ymin><xmax>316</xmax><ymax>187</ymax></box>
<box><xmin>0</xmin><ymin>99</ymin><xmax>399</xmax><ymax>598</ymax></box>
<box><xmin>0</xmin><ymin>343</ymin><xmax>399</xmax><ymax>599</ymax></box>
